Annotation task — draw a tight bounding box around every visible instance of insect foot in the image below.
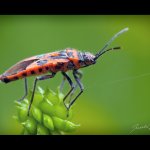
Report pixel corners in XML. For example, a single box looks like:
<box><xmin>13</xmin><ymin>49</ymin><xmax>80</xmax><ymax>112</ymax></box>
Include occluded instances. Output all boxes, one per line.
<box><xmin>14</xmin><ymin>87</ymin><xmax>80</xmax><ymax>135</ymax></box>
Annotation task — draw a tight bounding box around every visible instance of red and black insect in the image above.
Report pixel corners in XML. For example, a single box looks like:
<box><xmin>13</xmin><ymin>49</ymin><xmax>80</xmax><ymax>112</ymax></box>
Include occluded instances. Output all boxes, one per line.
<box><xmin>0</xmin><ymin>28</ymin><xmax>128</xmax><ymax>116</ymax></box>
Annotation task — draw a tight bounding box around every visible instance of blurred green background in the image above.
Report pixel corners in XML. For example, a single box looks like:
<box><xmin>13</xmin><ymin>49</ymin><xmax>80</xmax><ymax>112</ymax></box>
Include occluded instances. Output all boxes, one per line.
<box><xmin>0</xmin><ymin>15</ymin><xmax>150</xmax><ymax>135</ymax></box>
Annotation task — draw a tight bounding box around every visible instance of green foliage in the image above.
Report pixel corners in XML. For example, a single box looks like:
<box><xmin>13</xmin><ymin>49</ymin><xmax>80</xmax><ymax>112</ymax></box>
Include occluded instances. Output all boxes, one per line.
<box><xmin>14</xmin><ymin>87</ymin><xmax>80</xmax><ymax>135</ymax></box>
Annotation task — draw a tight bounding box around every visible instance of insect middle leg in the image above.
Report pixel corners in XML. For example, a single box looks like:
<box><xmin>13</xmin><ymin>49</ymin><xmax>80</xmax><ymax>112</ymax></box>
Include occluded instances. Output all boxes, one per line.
<box><xmin>61</xmin><ymin>72</ymin><xmax>75</xmax><ymax>104</ymax></box>
<box><xmin>59</xmin><ymin>76</ymin><xmax>66</xmax><ymax>92</ymax></box>
<box><xmin>28</xmin><ymin>73</ymin><xmax>56</xmax><ymax>116</ymax></box>
<box><xmin>69</xmin><ymin>70</ymin><xmax>83</xmax><ymax>102</ymax></box>
<box><xmin>67</xmin><ymin>69</ymin><xmax>84</xmax><ymax>111</ymax></box>
<box><xmin>18</xmin><ymin>78</ymin><xmax>28</xmax><ymax>102</ymax></box>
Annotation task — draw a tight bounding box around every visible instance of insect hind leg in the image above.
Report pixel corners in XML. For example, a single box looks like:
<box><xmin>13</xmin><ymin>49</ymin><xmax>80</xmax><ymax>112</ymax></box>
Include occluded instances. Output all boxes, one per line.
<box><xmin>18</xmin><ymin>78</ymin><xmax>28</xmax><ymax>102</ymax></box>
<box><xmin>28</xmin><ymin>73</ymin><xmax>56</xmax><ymax>116</ymax></box>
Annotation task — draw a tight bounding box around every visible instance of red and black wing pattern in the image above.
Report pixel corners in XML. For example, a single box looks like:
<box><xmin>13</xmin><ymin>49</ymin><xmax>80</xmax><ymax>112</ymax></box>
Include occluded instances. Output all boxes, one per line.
<box><xmin>2</xmin><ymin>50</ymin><xmax>67</xmax><ymax>76</ymax></box>
<box><xmin>0</xmin><ymin>50</ymin><xmax>70</xmax><ymax>79</ymax></box>
<box><xmin>3</xmin><ymin>59</ymin><xmax>39</xmax><ymax>76</ymax></box>
<box><xmin>0</xmin><ymin>49</ymin><xmax>80</xmax><ymax>83</ymax></box>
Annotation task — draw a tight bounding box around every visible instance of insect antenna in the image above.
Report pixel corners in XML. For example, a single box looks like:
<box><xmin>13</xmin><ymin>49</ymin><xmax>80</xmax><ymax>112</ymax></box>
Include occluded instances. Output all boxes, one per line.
<box><xmin>98</xmin><ymin>46</ymin><xmax>121</xmax><ymax>55</ymax></box>
<box><xmin>94</xmin><ymin>27</ymin><xmax>129</xmax><ymax>61</ymax></box>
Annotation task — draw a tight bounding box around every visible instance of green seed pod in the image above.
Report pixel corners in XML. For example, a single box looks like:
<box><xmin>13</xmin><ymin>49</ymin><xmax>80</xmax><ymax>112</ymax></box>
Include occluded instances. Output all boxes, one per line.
<box><xmin>53</xmin><ymin>105</ymin><xmax>68</xmax><ymax>119</ymax></box>
<box><xmin>44</xmin><ymin>88</ymin><xmax>59</xmax><ymax>105</ymax></box>
<box><xmin>22</xmin><ymin>118</ymin><xmax>37</xmax><ymax>134</ymax></box>
<box><xmin>43</xmin><ymin>114</ymin><xmax>54</xmax><ymax>131</ymax></box>
<box><xmin>14</xmin><ymin>87</ymin><xmax>80</xmax><ymax>135</ymax></box>
<box><xmin>63</xmin><ymin>120</ymin><xmax>80</xmax><ymax>132</ymax></box>
<box><xmin>52</xmin><ymin>117</ymin><xmax>79</xmax><ymax>132</ymax></box>
<box><xmin>52</xmin><ymin>117</ymin><xmax>66</xmax><ymax>131</ymax></box>
<box><xmin>32</xmin><ymin>93</ymin><xmax>44</xmax><ymax>107</ymax></box>
<box><xmin>40</xmin><ymin>99</ymin><xmax>67</xmax><ymax>119</ymax></box>
<box><xmin>37</xmin><ymin>124</ymin><xmax>49</xmax><ymax>135</ymax></box>
<box><xmin>17</xmin><ymin>107</ymin><xmax>28</xmax><ymax>122</ymax></box>
<box><xmin>31</xmin><ymin>106</ymin><xmax>42</xmax><ymax>123</ymax></box>
<box><xmin>39</xmin><ymin>99</ymin><xmax>55</xmax><ymax>116</ymax></box>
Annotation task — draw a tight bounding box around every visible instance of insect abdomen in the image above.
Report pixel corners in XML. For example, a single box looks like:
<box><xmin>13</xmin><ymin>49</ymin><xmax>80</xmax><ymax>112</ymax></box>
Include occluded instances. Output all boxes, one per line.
<box><xmin>0</xmin><ymin>65</ymin><xmax>51</xmax><ymax>83</ymax></box>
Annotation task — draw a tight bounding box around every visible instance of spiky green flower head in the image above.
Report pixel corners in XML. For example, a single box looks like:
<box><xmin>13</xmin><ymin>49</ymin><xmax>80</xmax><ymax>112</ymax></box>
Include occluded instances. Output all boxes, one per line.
<box><xmin>14</xmin><ymin>87</ymin><xmax>80</xmax><ymax>135</ymax></box>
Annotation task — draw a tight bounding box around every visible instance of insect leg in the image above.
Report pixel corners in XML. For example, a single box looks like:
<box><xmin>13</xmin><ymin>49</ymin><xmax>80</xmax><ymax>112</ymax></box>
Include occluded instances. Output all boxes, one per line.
<box><xmin>18</xmin><ymin>78</ymin><xmax>28</xmax><ymax>102</ymax></box>
<box><xmin>68</xmin><ymin>70</ymin><xmax>84</xmax><ymax>111</ymax></box>
<box><xmin>28</xmin><ymin>73</ymin><xmax>56</xmax><ymax>116</ymax></box>
<box><xmin>69</xmin><ymin>70</ymin><xmax>83</xmax><ymax>101</ymax></box>
<box><xmin>61</xmin><ymin>72</ymin><xmax>74</xmax><ymax>102</ymax></box>
<box><xmin>59</xmin><ymin>76</ymin><xmax>66</xmax><ymax>92</ymax></box>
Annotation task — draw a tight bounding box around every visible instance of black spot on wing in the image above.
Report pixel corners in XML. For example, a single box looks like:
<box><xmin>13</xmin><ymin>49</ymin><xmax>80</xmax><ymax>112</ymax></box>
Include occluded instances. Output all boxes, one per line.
<box><xmin>45</xmin><ymin>66</ymin><xmax>49</xmax><ymax>70</ymax></box>
<box><xmin>14</xmin><ymin>76</ymin><xmax>19</xmax><ymax>80</ymax></box>
<box><xmin>38</xmin><ymin>68</ymin><xmax>43</xmax><ymax>72</ymax></box>
<box><xmin>36</xmin><ymin>60</ymin><xmax>48</xmax><ymax>66</ymax></box>
<box><xmin>22</xmin><ymin>73</ymin><xmax>27</xmax><ymax>77</ymax></box>
<box><xmin>3</xmin><ymin>78</ymin><xmax>10</xmax><ymax>83</ymax></box>
<box><xmin>55</xmin><ymin>65</ymin><xmax>61</xmax><ymax>70</ymax></box>
<box><xmin>31</xmin><ymin>70</ymin><xmax>35</xmax><ymax>74</ymax></box>
<box><xmin>55</xmin><ymin>62</ymin><xmax>64</xmax><ymax>70</ymax></box>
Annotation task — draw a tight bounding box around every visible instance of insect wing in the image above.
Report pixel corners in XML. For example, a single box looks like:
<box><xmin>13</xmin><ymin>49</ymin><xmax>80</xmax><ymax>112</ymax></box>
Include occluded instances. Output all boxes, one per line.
<box><xmin>2</xmin><ymin>50</ymin><xmax>68</xmax><ymax>76</ymax></box>
<box><xmin>26</xmin><ymin>59</ymin><xmax>49</xmax><ymax>69</ymax></box>
<box><xmin>3</xmin><ymin>59</ymin><xmax>39</xmax><ymax>76</ymax></box>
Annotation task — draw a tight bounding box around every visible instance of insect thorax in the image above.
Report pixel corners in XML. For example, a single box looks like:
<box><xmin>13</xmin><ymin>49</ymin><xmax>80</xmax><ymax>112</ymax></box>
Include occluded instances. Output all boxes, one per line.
<box><xmin>78</xmin><ymin>52</ymin><xmax>96</xmax><ymax>67</ymax></box>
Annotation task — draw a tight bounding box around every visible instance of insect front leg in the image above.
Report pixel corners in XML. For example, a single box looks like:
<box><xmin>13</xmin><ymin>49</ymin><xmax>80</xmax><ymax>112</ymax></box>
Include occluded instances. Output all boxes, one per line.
<box><xmin>61</xmin><ymin>72</ymin><xmax>75</xmax><ymax>104</ymax></box>
<box><xmin>69</xmin><ymin>70</ymin><xmax>83</xmax><ymax>102</ymax></box>
<box><xmin>28</xmin><ymin>72</ymin><xmax>56</xmax><ymax>116</ymax></box>
<box><xmin>68</xmin><ymin>70</ymin><xmax>84</xmax><ymax>111</ymax></box>
<box><xmin>18</xmin><ymin>78</ymin><xmax>28</xmax><ymax>102</ymax></box>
